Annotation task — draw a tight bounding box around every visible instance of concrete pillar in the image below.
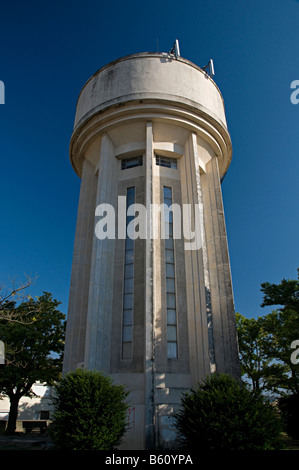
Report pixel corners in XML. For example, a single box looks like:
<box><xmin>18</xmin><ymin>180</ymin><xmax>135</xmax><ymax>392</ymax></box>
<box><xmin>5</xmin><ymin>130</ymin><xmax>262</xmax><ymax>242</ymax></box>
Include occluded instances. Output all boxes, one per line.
<box><xmin>84</xmin><ymin>134</ymin><xmax>118</xmax><ymax>372</ymax></box>
<box><xmin>63</xmin><ymin>158</ymin><xmax>97</xmax><ymax>373</ymax></box>
<box><xmin>144</xmin><ymin>122</ymin><xmax>155</xmax><ymax>449</ymax></box>
<box><xmin>201</xmin><ymin>157</ymin><xmax>239</xmax><ymax>377</ymax></box>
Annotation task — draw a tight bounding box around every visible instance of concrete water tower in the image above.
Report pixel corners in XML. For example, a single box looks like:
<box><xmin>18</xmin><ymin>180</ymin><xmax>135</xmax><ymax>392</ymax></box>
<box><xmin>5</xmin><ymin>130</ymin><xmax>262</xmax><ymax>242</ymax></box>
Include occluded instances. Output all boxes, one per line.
<box><xmin>63</xmin><ymin>48</ymin><xmax>240</xmax><ymax>449</ymax></box>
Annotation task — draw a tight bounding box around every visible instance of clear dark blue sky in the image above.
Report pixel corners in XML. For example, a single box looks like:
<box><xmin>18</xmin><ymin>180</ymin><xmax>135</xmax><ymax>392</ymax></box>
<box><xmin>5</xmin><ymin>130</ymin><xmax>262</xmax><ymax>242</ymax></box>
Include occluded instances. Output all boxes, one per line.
<box><xmin>0</xmin><ymin>0</ymin><xmax>298</xmax><ymax>319</ymax></box>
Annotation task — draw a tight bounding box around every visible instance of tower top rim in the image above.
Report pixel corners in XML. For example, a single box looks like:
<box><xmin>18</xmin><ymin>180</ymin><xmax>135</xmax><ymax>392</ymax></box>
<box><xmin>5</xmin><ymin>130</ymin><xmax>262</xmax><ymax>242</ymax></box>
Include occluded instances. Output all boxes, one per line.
<box><xmin>76</xmin><ymin>52</ymin><xmax>223</xmax><ymax>107</ymax></box>
<box><xmin>70</xmin><ymin>51</ymin><xmax>233</xmax><ymax>179</ymax></box>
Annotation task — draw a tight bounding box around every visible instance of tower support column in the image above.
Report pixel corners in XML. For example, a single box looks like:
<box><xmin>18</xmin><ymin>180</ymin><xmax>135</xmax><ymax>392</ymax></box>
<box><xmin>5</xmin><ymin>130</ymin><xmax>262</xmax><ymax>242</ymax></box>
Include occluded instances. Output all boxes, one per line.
<box><xmin>144</xmin><ymin>122</ymin><xmax>155</xmax><ymax>449</ymax></box>
<box><xmin>84</xmin><ymin>134</ymin><xmax>117</xmax><ymax>372</ymax></box>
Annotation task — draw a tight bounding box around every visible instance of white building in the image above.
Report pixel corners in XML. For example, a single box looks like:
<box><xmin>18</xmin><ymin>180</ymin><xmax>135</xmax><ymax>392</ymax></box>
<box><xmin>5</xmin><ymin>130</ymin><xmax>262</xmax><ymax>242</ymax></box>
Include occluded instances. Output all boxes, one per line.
<box><xmin>0</xmin><ymin>383</ymin><xmax>53</xmax><ymax>432</ymax></box>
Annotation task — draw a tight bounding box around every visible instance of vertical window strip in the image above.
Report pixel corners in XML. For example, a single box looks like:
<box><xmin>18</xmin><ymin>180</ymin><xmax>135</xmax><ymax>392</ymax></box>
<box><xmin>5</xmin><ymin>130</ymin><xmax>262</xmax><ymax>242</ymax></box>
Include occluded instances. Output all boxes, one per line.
<box><xmin>163</xmin><ymin>186</ymin><xmax>178</xmax><ymax>359</ymax></box>
<box><xmin>122</xmin><ymin>187</ymin><xmax>135</xmax><ymax>359</ymax></box>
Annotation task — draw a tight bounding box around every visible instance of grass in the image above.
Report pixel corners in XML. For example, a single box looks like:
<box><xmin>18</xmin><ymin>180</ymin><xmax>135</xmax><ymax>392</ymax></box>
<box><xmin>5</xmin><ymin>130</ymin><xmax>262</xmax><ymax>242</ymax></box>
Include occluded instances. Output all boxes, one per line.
<box><xmin>281</xmin><ymin>433</ymin><xmax>299</xmax><ymax>450</ymax></box>
<box><xmin>0</xmin><ymin>432</ymin><xmax>53</xmax><ymax>450</ymax></box>
<box><xmin>0</xmin><ymin>431</ymin><xmax>298</xmax><ymax>451</ymax></box>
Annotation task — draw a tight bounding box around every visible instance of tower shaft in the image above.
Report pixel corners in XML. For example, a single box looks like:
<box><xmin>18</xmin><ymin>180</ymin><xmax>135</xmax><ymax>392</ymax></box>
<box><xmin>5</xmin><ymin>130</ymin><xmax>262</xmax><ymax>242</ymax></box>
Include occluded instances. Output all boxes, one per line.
<box><xmin>63</xmin><ymin>53</ymin><xmax>240</xmax><ymax>449</ymax></box>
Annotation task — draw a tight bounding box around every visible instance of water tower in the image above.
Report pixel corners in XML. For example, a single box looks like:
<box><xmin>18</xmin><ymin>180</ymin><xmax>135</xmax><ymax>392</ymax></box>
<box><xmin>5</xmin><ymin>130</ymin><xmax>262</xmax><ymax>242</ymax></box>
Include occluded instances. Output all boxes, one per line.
<box><xmin>63</xmin><ymin>47</ymin><xmax>240</xmax><ymax>449</ymax></box>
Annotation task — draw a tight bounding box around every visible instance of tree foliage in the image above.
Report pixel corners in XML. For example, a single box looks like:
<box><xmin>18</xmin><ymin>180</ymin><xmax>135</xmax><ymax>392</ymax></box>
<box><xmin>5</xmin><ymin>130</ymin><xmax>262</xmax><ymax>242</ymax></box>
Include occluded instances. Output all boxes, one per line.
<box><xmin>260</xmin><ymin>269</ymin><xmax>299</xmax><ymax>312</ymax></box>
<box><xmin>174</xmin><ymin>374</ymin><xmax>283</xmax><ymax>451</ymax></box>
<box><xmin>236</xmin><ymin>312</ymin><xmax>270</xmax><ymax>391</ymax></box>
<box><xmin>237</xmin><ymin>269</ymin><xmax>299</xmax><ymax>396</ymax></box>
<box><xmin>0</xmin><ymin>275</ymin><xmax>37</xmax><ymax>322</ymax></box>
<box><xmin>261</xmin><ymin>309</ymin><xmax>299</xmax><ymax>394</ymax></box>
<box><xmin>0</xmin><ymin>292</ymin><xmax>65</xmax><ymax>433</ymax></box>
<box><xmin>279</xmin><ymin>393</ymin><xmax>299</xmax><ymax>440</ymax></box>
<box><xmin>49</xmin><ymin>369</ymin><xmax>129</xmax><ymax>450</ymax></box>
<box><xmin>236</xmin><ymin>270</ymin><xmax>299</xmax><ymax>440</ymax></box>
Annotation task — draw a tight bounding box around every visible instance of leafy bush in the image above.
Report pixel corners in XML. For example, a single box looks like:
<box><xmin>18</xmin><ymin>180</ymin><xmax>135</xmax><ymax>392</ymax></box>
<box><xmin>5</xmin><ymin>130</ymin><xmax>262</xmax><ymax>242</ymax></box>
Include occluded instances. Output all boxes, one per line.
<box><xmin>174</xmin><ymin>374</ymin><xmax>284</xmax><ymax>450</ymax></box>
<box><xmin>49</xmin><ymin>369</ymin><xmax>129</xmax><ymax>450</ymax></box>
<box><xmin>278</xmin><ymin>393</ymin><xmax>299</xmax><ymax>440</ymax></box>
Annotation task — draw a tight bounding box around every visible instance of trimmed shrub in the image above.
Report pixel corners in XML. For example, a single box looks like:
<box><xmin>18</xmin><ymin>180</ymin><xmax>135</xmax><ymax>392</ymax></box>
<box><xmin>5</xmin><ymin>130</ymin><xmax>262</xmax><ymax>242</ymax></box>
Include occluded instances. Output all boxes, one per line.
<box><xmin>174</xmin><ymin>374</ymin><xmax>284</xmax><ymax>450</ymax></box>
<box><xmin>278</xmin><ymin>394</ymin><xmax>299</xmax><ymax>440</ymax></box>
<box><xmin>49</xmin><ymin>369</ymin><xmax>129</xmax><ymax>450</ymax></box>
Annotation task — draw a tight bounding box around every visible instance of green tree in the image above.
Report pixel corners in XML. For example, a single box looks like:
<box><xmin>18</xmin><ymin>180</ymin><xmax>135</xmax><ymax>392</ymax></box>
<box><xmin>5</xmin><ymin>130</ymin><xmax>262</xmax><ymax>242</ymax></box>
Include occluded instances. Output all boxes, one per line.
<box><xmin>260</xmin><ymin>269</ymin><xmax>299</xmax><ymax>313</ymax></box>
<box><xmin>278</xmin><ymin>393</ymin><xmax>299</xmax><ymax>440</ymax></box>
<box><xmin>0</xmin><ymin>292</ymin><xmax>65</xmax><ymax>433</ymax></box>
<box><xmin>260</xmin><ymin>269</ymin><xmax>299</xmax><ymax>395</ymax></box>
<box><xmin>260</xmin><ymin>270</ymin><xmax>299</xmax><ymax>438</ymax></box>
<box><xmin>236</xmin><ymin>270</ymin><xmax>299</xmax><ymax>396</ymax></box>
<box><xmin>174</xmin><ymin>374</ymin><xmax>283</xmax><ymax>451</ymax></box>
<box><xmin>0</xmin><ymin>275</ymin><xmax>37</xmax><ymax>322</ymax></box>
<box><xmin>49</xmin><ymin>369</ymin><xmax>129</xmax><ymax>450</ymax></box>
<box><xmin>260</xmin><ymin>309</ymin><xmax>299</xmax><ymax>394</ymax></box>
<box><xmin>236</xmin><ymin>312</ymin><xmax>270</xmax><ymax>391</ymax></box>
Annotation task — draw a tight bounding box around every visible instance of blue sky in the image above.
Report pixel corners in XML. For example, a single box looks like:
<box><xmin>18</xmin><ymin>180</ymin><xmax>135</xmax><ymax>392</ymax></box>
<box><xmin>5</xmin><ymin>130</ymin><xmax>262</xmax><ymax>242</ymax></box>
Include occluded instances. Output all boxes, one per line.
<box><xmin>0</xmin><ymin>0</ymin><xmax>298</xmax><ymax>319</ymax></box>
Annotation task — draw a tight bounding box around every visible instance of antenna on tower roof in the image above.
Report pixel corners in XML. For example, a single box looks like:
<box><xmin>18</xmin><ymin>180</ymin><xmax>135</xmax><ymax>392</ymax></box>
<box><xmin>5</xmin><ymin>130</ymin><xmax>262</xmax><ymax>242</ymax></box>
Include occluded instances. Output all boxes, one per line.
<box><xmin>169</xmin><ymin>39</ymin><xmax>180</xmax><ymax>58</ymax></box>
<box><xmin>202</xmin><ymin>59</ymin><xmax>215</xmax><ymax>77</ymax></box>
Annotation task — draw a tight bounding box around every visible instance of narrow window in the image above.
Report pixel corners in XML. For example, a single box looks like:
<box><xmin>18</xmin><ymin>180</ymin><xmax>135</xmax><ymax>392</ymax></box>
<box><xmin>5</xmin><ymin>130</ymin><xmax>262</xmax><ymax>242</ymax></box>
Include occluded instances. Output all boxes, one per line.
<box><xmin>121</xmin><ymin>156</ymin><xmax>143</xmax><ymax>170</ymax></box>
<box><xmin>156</xmin><ymin>155</ymin><xmax>177</xmax><ymax>169</ymax></box>
<box><xmin>40</xmin><ymin>410</ymin><xmax>50</xmax><ymax>420</ymax></box>
<box><xmin>163</xmin><ymin>186</ymin><xmax>178</xmax><ymax>359</ymax></box>
<box><xmin>122</xmin><ymin>187</ymin><xmax>135</xmax><ymax>359</ymax></box>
